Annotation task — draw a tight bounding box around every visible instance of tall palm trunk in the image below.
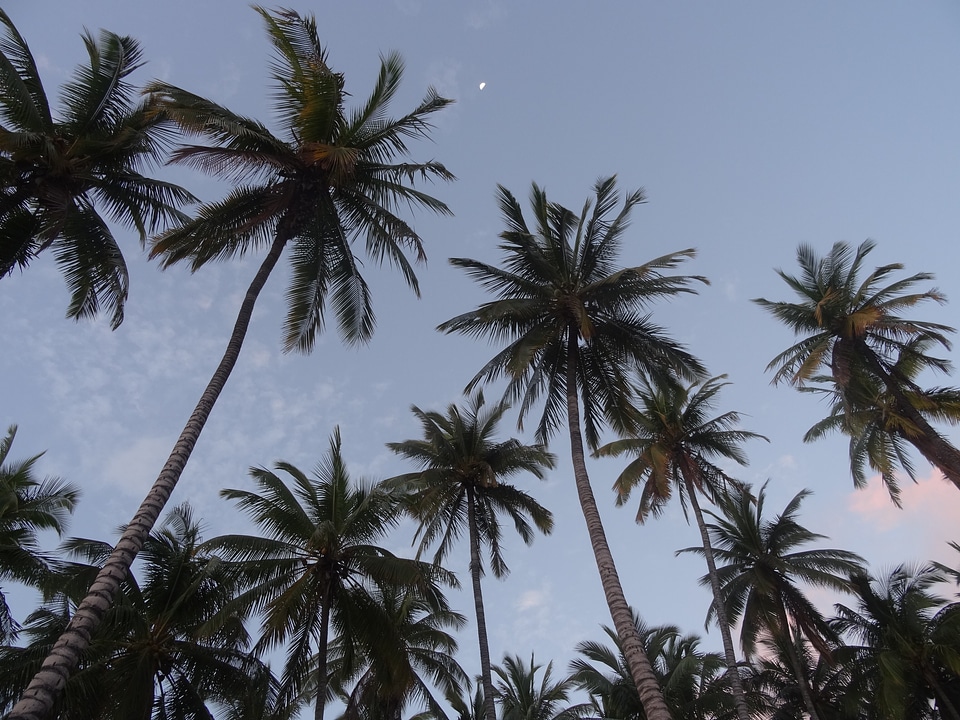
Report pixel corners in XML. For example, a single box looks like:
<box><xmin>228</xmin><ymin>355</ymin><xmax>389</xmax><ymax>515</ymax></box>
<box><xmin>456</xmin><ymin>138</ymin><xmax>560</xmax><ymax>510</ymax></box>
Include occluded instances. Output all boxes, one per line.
<box><xmin>680</xmin><ymin>463</ymin><xmax>752</xmax><ymax>720</ymax></box>
<box><xmin>9</xmin><ymin>231</ymin><xmax>290</xmax><ymax>720</ymax></box>
<box><xmin>773</xmin><ymin>602</ymin><xmax>821</xmax><ymax>720</ymax></box>
<box><xmin>466</xmin><ymin>485</ymin><xmax>498</xmax><ymax>720</ymax></box>
<box><xmin>564</xmin><ymin>329</ymin><xmax>672</xmax><ymax>720</ymax></box>
<box><xmin>315</xmin><ymin>585</ymin><xmax>332</xmax><ymax>720</ymax></box>
<box><xmin>854</xmin><ymin>338</ymin><xmax>960</xmax><ymax>489</ymax></box>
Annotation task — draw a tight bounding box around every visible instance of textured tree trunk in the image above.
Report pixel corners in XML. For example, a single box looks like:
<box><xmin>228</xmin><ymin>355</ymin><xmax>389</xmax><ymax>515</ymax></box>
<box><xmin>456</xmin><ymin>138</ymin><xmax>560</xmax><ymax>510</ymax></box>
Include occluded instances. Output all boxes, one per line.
<box><xmin>681</xmin><ymin>465</ymin><xmax>752</xmax><ymax>720</ymax></box>
<box><xmin>9</xmin><ymin>232</ymin><xmax>289</xmax><ymax>720</ymax></box>
<box><xmin>564</xmin><ymin>330</ymin><xmax>672</xmax><ymax>720</ymax></box>
<box><xmin>315</xmin><ymin>586</ymin><xmax>332</xmax><ymax>720</ymax></box>
<box><xmin>466</xmin><ymin>485</ymin><xmax>498</xmax><ymax>720</ymax></box>
<box><xmin>856</xmin><ymin>339</ymin><xmax>960</xmax><ymax>490</ymax></box>
<box><xmin>774</xmin><ymin>603</ymin><xmax>821</xmax><ymax>720</ymax></box>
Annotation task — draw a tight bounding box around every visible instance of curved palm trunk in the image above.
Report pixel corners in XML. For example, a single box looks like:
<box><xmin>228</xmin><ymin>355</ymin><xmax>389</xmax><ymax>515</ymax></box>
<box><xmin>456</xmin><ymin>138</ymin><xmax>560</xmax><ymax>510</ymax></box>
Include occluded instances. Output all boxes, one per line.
<box><xmin>466</xmin><ymin>485</ymin><xmax>498</xmax><ymax>720</ymax></box>
<box><xmin>564</xmin><ymin>331</ymin><xmax>672</xmax><ymax>720</ymax></box>
<box><xmin>10</xmin><ymin>232</ymin><xmax>289</xmax><ymax>720</ymax></box>
<box><xmin>680</xmin><ymin>466</ymin><xmax>752</xmax><ymax>720</ymax></box>
<box><xmin>773</xmin><ymin>602</ymin><xmax>821</xmax><ymax>720</ymax></box>
<box><xmin>855</xmin><ymin>339</ymin><xmax>960</xmax><ymax>490</ymax></box>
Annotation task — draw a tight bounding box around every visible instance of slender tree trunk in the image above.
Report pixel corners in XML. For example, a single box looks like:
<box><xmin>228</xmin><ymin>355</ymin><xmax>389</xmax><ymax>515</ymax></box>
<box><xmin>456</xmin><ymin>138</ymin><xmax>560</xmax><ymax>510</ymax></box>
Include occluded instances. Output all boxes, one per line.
<box><xmin>928</xmin><ymin>669</ymin><xmax>960</xmax><ymax>720</ymax></box>
<box><xmin>774</xmin><ymin>596</ymin><xmax>821</xmax><ymax>720</ymax></box>
<box><xmin>315</xmin><ymin>587</ymin><xmax>332</xmax><ymax>720</ymax></box>
<box><xmin>9</xmin><ymin>232</ymin><xmax>289</xmax><ymax>720</ymax></box>
<box><xmin>466</xmin><ymin>485</ymin><xmax>498</xmax><ymax>720</ymax></box>
<box><xmin>856</xmin><ymin>340</ymin><xmax>960</xmax><ymax>490</ymax></box>
<box><xmin>681</xmin><ymin>466</ymin><xmax>752</xmax><ymax>720</ymax></box>
<box><xmin>564</xmin><ymin>329</ymin><xmax>672</xmax><ymax>720</ymax></box>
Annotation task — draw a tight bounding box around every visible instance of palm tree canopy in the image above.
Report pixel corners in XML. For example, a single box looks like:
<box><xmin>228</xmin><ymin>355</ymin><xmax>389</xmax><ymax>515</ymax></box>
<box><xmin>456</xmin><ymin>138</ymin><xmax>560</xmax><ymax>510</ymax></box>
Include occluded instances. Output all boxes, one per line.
<box><xmin>570</xmin><ymin>613</ymin><xmax>734</xmax><ymax>720</ymax></box>
<box><xmin>0</xmin><ymin>9</ymin><xmax>194</xmax><ymax>327</ymax></box>
<box><xmin>387</xmin><ymin>391</ymin><xmax>556</xmax><ymax>577</ymax></box>
<box><xmin>596</xmin><ymin>375</ymin><xmax>767</xmax><ymax>523</ymax></box>
<box><xmin>682</xmin><ymin>481</ymin><xmax>865</xmax><ymax>657</ymax></box>
<box><xmin>832</xmin><ymin>563</ymin><xmax>960</xmax><ymax>720</ymax></box>
<box><xmin>438</xmin><ymin>176</ymin><xmax>707</xmax><ymax>448</ymax></box>
<box><xmin>208</xmin><ymin>428</ymin><xmax>456</xmax><ymax>710</ymax></box>
<box><xmin>494</xmin><ymin>653</ymin><xmax>584</xmax><ymax>720</ymax></box>
<box><xmin>2</xmin><ymin>503</ymin><xmax>260</xmax><ymax>720</ymax></box>
<box><xmin>147</xmin><ymin>6</ymin><xmax>454</xmax><ymax>352</ymax></box>
<box><xmin>754</xmin><ymin>240</ymin><xmax>954</xmax><ymax>388</ymax></box>
<box><xmin>0</xmin><ymin>425</ymin><xmax>79</xmax><ymax>642</ymax></box>
<box><xmin>334</xmin><ymin>587</ymin><xmax>468</xmax><ymax>720</ymax></box>
<box><xmin>803</xmin><ymin>336</ymin><xmax>960</xmax><ymax>504</ymax></box>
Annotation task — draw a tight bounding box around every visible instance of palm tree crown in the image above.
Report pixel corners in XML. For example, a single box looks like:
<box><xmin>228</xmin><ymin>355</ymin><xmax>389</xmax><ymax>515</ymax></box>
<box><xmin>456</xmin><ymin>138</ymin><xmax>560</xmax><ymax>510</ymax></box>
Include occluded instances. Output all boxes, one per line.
<box><xmin>597</xmin><ymin>375</ymin><xmax>764</xmax><ymax>523</ymax></box>
<box><xmin>0</xmin><ymin>9</ymin><xmax>193</xmax><ymax>327</ymax></box>
<box><xmin>754</xmin><ymin>240</ymin><xmax>960</xmax><ymax>490</ymax></box>
<box><xmin>803</xmin><ymin>336</ymin><xmax>960</xmax><ymax>504</ymax></box>
<box><xmin>148</xmin><ymin>6</ymin><xmax>454</xmax><ymax>352</ymax></box>
<box><xmin>687</xmin><ymin>481</ymin><xmax>864</xmax><ymax>658</ymax></box>
<box><xmin>0</xmin><ymin>426</ymin><xmax>79</xmax><ymax>643</ymax></box>
<box><xmin>833</xmin><ymin>563</ymin><xmax>960</xmax><ymax>720</ymax></box>
<box><xmin>209</xmin><ymin>428</ymin><xmax>453</xmax><ymax>720</ymax></box>
<box><xmin>439</xmin><ymin>176</ymin><xmax>706</xmax><ymax>448</ymax></box>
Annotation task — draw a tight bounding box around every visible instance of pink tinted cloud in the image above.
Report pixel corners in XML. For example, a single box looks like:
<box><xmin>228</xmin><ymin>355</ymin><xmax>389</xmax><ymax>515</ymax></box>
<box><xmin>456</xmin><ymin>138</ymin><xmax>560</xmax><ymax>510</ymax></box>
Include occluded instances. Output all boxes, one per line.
<box><xmin>847</xmin><ymin>469</ymin><xmax>960</xmax><ymax>562</ymax></box>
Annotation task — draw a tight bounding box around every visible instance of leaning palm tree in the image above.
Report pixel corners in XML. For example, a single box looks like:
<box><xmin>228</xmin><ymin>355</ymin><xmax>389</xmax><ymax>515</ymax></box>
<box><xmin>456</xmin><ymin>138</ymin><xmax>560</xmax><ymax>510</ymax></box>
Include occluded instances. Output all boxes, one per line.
<box><xmin>333</xmin><ymin>587</ymin><xmax>468</xmax><ymax>720</ymax></box>
<box><xmin>209</xmin><ymin>428</ymin><xmax>454</xmax><ymax>720</ymax></box>
<box><xmin>386</xmin><ymin>392</ymin><xmax>555</xmax><ymax>720</ymax></box>
<box><xmin>832</xmin><ymin>564</ymin><xmax>960</xmax><ymax>720</ymax></box>
<box><xmin>439</xmin><ymin>176</ymin><xmax>707</xmax><ymax>720</ymax></box>
<box><xmin>803</xmin><ymin>336</ymin><xmax>960</xmax><ymax>505</ymax></box>
<box><xmin>753</xmin><ymin>240</ymin><xmax>960</xmax><ymax>490</ymax></box>
<box><xmin>683</xmin><ymin>481</ymin><xmax>864</xmax><ymax>720</ymax></box>
<box><xmin>595</xmin><ymin>375</ymin><xmax>766</xmax><ymax>720</ymax></box>
<box><xmin>0</xmin><ymin>9</ymin><xmax>193</xmax><ymax>327</ymax></box>
<box><xmin>0</xmin><ymin>425</ymin><xmax>79</xmax><ymax>643</ymax></box>
<box><xmin>10</xmin><ymin>9</ymin><xmax>453</xmax><ymax>718</ymax></box>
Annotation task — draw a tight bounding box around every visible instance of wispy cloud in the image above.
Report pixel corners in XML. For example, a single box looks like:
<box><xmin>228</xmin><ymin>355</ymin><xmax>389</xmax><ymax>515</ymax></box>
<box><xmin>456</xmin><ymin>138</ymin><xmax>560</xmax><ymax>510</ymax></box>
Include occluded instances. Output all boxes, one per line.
<box><xmin>465</xmin><ymin>1</ymin><xmax>505</xmax><ymax>30</ymax></box>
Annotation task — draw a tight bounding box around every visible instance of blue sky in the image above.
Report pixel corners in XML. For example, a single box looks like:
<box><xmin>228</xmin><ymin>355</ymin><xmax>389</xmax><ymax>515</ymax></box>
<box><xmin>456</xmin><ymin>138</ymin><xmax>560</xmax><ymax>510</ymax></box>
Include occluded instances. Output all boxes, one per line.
<box><xmin>3</xmin><ymin>0</ymin><xmax>960</xmax><ymax>708</ymax></box>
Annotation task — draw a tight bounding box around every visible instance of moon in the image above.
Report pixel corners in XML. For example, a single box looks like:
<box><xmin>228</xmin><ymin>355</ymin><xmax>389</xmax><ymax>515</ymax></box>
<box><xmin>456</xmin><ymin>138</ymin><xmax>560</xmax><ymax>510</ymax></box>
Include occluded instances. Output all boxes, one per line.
<box><xmin>478</xmin><ymin>82</ymin><xmax>486</xmax><ymax>90</ymax></box>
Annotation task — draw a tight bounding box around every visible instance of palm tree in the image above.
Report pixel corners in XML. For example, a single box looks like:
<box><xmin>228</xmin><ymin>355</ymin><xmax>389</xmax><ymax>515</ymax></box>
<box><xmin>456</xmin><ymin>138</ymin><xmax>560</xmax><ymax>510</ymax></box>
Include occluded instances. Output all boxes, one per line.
<box><xmin>333</xmin><ymin>587</ymin><xmax>468</xmax><ymax>720</ymax></box>
<box><xmin>494</xmin><ymin>654</ymin><xmax>584</xmax><ymax>720</ymax></box>
<box><xmin>0</xmin><ymin>426</ymin><xmax>79</xmax><ymax>643</ymax></box>
<box><xmin>683</xmin><ymin>481</ymin><xmax>864</xmax><ymax>720</ymax></box>
<box><xmin>832</xmin><ymin>564</ymin><xmax>960</xmax><ymax>720</ymax></box>
<box><xmin>208</xmin><ymin>428</ymin><xmax>454</xmax><ymax>720</ymax></box>
<box><xmin>2</xmin><ymin>503</ymin><xmax>260</xmax><ymax>720</ymax></box>
<box><xmin>803</xmin><ymin>336</ymin><xmax>960</xmax><ymax>506</ymax></box>
<box><xmin>386</xmin><ymin>392</ymin><xmax>556</xmax><ymax>720</ymax></box>
<box><xmin>0</xmin><ymin>9</ymin><xmax>193</xmax><ymax>327</ymax></box>
<box><xmin>595</xmin><ymin>375</ymin><xmax>765</xmax><ymax>720</ymax></box>
<box><xmin>753</xmin><ymin>240</ymin><xmax>960</xmax><ymax>490</ymax></box>
<box><xmin>438</xmin><ymin>176</ymin><xmax>707</xmax><ymax>720</ymax></box>
<box><xmin>753</xmin><ymin>630</ymin><xmax>858</xmax><ymax>720</ymax></box>
<box><xmin>570</xmin><ymin>613</ymin><xmax>735</xmax><ymax>720</ymax></box>
<box><xmin>11</xmin><ymin>9</ymin><xmax>454</xmax><ymax>718</ymax></box>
